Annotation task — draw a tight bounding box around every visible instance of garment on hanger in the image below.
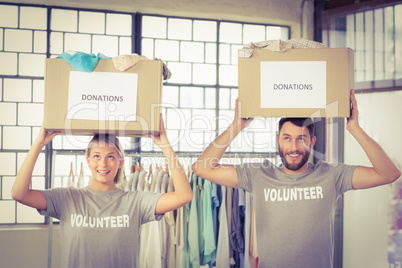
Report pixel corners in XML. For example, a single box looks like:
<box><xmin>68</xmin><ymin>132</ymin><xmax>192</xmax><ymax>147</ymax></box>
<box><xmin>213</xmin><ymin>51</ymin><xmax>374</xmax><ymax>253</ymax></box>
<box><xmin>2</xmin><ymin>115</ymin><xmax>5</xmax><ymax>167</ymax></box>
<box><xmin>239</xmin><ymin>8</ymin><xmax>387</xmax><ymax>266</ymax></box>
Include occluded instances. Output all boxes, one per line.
<box><xmin>165</xmin><ymin>176</ymin><xmax>176</xmax><ymax>268</ymax></box>
<box><xmin>137</xmin><ymin>170</ymin><xmax>147</xmax><ymax>192</ymax></box>
<box><xmin>230</xmin><ymin>188</ymin><xmax>244</xmax><ymax>268</ymax></box>
<box><xmin>201</xmin><ymin>179</ymin><xmax>216</xmax><ymax>266</ymax></box>
<box><xmin>76</xmin><ymin>162</ymin><xmax>85</xmax><ymax>189</ymax></box>
<box><xmin>67</xmin><ymin>162</ymin><xmax>75</xmax><ymax>188</ymax></box>
<box><xmin>188</xmin><ymin>173</ymin><xmax>200</xmax><ymax>267</ymax></box>
<box><xmin>216</xmin><ymin>186</ymin><xmax>231</xmax><ymax>267</ymax></box>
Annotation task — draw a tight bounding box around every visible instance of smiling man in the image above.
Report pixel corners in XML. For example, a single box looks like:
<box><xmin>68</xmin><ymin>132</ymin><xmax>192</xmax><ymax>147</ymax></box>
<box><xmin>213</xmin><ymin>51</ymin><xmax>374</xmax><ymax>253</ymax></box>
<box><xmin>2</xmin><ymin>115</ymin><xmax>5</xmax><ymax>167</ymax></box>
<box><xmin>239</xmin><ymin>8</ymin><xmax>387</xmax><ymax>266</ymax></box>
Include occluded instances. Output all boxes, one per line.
<box><xmin>192</xmin><ymin>91</ymin><xmax>400</xmax><ymax>268</ymax></box>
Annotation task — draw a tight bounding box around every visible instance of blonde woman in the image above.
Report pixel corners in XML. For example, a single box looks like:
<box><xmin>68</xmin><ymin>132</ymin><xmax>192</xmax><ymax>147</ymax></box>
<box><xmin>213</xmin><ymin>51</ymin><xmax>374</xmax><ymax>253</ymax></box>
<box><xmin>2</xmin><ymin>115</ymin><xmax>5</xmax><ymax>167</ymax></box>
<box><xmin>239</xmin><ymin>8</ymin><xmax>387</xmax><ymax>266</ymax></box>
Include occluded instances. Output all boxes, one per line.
<box><xmin>11</xmin><ymin>115</ymin><xmax>192</xmax><ymax>268</ymax></box>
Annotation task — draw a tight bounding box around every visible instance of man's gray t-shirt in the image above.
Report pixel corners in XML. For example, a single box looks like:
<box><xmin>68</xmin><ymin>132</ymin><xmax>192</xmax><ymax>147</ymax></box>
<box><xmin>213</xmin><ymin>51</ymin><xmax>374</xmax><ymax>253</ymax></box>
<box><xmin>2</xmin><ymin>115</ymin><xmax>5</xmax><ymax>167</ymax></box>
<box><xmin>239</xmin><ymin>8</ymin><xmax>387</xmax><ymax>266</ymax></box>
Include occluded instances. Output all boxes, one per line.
<box><xmin>236</xmin><ymin>160</ymin><xmax>356</xmax><ymax>268</ymax></box>
<box><xmin>38</xmin><ymin>186</ymin><xmax>163</xmax><ymax>268</ymax></box>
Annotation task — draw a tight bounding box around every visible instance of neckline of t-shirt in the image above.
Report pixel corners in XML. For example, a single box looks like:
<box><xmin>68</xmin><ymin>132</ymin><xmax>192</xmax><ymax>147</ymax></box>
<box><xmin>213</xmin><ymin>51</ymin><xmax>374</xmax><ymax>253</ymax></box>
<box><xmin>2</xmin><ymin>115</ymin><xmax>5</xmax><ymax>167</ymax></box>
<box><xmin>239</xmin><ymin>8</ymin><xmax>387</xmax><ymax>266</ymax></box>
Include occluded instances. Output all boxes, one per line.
<box><xmin>277</xmin><ymin>162</ymin><xmax>314</xmax><ymax>178</ymax></box>
<box><xmin>84</xmin><ymin>186</ymin><xmax>122</xmax><ymax>195</ymax></box>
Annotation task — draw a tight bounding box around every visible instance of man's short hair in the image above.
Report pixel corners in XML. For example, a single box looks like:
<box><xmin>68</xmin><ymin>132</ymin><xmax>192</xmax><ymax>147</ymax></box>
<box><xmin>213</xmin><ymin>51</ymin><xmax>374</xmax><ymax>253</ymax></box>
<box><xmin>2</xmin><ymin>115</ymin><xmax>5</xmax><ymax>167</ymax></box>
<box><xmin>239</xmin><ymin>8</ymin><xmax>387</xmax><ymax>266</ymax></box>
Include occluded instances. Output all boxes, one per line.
<box><xmin>278</xmin><ymin>117</ymin><xmax>315</xmax><ymax>138</ymax></box>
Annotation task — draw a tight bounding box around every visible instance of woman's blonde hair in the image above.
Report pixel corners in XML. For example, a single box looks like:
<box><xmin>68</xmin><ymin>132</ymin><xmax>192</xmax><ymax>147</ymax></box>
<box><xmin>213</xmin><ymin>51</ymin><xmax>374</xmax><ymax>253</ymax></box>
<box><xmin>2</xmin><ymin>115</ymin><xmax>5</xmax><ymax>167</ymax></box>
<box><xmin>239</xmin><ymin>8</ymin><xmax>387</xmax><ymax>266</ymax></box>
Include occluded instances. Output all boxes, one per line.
<box><xmin>85</xmin><ymin>134</ymin><xmax>125</xmax><ymax>184</ymax></box>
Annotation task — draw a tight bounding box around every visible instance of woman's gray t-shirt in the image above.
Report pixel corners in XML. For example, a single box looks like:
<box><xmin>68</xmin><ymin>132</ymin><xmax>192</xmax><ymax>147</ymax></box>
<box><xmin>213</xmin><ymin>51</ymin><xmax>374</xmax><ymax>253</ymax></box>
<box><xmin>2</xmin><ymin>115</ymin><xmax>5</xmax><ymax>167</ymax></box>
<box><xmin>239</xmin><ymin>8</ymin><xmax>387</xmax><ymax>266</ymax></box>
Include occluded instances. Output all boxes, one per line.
<box><xmin>38</xmin><ymin>186</ymin><xmax>163</xmax><ymax>268</ymax></box>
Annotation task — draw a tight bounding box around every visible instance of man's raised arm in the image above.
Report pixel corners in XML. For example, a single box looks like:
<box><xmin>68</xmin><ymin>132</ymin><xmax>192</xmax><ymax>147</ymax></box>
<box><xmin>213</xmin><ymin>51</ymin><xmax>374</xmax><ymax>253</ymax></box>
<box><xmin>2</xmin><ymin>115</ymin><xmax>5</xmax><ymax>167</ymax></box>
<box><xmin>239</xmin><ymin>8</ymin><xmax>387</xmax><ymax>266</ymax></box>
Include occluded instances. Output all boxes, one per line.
<box><xmin>347</xmin><ymin>90</ymin><xmax>401</xmax><ymax>189</ymax></box>
<box><xmin>192</xmin><ymin>99</ymin><xmax>253</xmax><ymax>188</ymax></box>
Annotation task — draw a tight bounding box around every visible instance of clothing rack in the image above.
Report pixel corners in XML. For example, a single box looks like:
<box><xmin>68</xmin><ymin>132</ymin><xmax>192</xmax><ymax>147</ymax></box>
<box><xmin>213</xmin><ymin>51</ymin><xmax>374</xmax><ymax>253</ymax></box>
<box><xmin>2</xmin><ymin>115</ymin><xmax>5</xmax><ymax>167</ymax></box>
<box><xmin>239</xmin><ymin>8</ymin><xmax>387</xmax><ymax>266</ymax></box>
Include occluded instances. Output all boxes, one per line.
<box><xmin>47</xmin><ymin>148</ymin><xmax>277</xmax><ymax>268</ymax></box>
<box><xmin>52</xmin><ymin>149</ymin><xmax>277</xmax><ymax>158</ymax></box>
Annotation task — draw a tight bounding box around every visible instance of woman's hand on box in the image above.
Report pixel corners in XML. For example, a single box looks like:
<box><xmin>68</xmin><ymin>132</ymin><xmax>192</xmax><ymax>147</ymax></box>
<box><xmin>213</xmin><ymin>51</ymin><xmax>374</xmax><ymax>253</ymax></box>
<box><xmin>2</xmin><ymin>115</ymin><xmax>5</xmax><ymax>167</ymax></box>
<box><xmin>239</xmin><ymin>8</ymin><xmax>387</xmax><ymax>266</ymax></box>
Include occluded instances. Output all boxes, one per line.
<box><xmin>148</xmin><ymin>113</ymin><xmax>171</xmax><ymax>150</ymax></box>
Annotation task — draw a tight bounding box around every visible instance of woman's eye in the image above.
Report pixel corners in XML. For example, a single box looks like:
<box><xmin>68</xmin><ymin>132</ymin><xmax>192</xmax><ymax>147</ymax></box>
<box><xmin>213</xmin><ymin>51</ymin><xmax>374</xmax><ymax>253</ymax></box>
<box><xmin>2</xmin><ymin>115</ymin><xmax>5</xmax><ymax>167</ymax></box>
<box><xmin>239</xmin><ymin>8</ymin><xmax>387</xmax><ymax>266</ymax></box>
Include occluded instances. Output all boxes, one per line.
<box><xmin>94</xmin><ymin>155</ymin><xmax>100</xmax><ymax>159</ymax></box>
<box><xmin>108</xmin><ymin>156</ymin><xmax>115</xmax><ymax>160</ymax></box>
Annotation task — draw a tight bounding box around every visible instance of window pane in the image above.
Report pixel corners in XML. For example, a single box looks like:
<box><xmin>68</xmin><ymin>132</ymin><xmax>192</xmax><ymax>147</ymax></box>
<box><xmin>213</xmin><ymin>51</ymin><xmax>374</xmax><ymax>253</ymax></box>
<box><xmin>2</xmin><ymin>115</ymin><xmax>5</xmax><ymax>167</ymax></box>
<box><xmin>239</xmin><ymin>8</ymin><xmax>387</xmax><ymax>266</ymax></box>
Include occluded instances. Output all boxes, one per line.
<box><xmin>3</xmin><ymin>126</ymin><xmax>31</xmax><ymax>150</ymax></box>
<box><xmin>220</xmin><ymin>22</ymin><xmax>242</xmax><ymax>44</ymax></box>
<box><xmin>19</xmin><ymin>53</ymin><xmax>46</xmax><ymax>76</ymax></box>
<box><xmin>0</xmin><ymin>52</ymin><xmax>18</xmax><ymax>75</ymax></box>
<box><xmin>0</xmin><ymin>4</ymin><xmax>18</xmax><ymax>28</ymax></box>
<box><xmin>193</xmin><ymin>64</ymin><xmax>216</xmax><ymax>85</ymax></box>
<box><xmin>142</xmin><ymin>16</ymin><xmax>167</xmax><ymax>38</ymax></box>
<box><xmin>167</xmin><ymin>62</ymin><xmax>191</xmax><ymax>84</ymax></box>
<box><xmin>5</xmin><ymin>29</ymin><xmax>33</xmax><ymax>52</ymax></box>
<box><xmin>219</xmin><ymin>44</ymin><xmax>231</xmax><ymax>64</ymax></box>
<box><xmin>141</xmin><ymin>38</ymin><xmax>154</xmax><ymax>58</ymax></box>
<box><xmin>92</xmin><ymin>35</ymin><xmax>118</xmax><ymax>56</ymax></box>
<box><xmin>243</xmin><ymin>24</ymin><xmax>265</xmax><ymax>44</ymax></box>
<box><xmin>205</xmin><ymin>87</ymin><xmax>216</xmax><ymax>109</ymax></box>
<box><xmin>155</xmin><ymin>39</ymin><xmax>179</xmax><ymax>61</ymax></box>
<box><xmin>17</xmin><ymin>203</ymin><xmax>44</xmax><ymax>223</ymax></box>
<box><xmin>162</xmin><ymin>86</ymin><xmax>179</xmax><ymax>107</ymax></box>
<box><xmin>180</xmin><ymin>87</ymin><xmax>204</xmax><ymax>108</ymax></box>
<box><xmin>181</xmin><ymin>42</ymin><xmax>204</xmax><ymax>62</ymax></box>
<box><xmin>194</xmin><ymin>20</ymin><xmax>217</xmax><ymax>41</ymax></box>
<box><xmin>374</xmin><ymin>9</ymin><xmax>384</xmax><ymax>80</ymax></box>
<box><xmin>219</xmin><ymin>88</ymin><xmax>230</xmax><ymax>109</ymax></box>
<box><xmin>364</xmin><ymin>11</ymin><xmax>374</xmax><ymax>81</ymax></box>
<box><xmin>51</xmin><ymin>9</ymin><xmax>78</xmax><ymax>32</ymax></box>
<box><xmin>355</xmin><ymin>12</ymin><xmax>364</xmax><ymax>82</ymax></box>
<box><xmin>0</xmin><ymin>201</ymin><xmax>15</xmax><ymax>223</ymax></box>
<box><xmin>65</xmin><ymin>33</ymin><xmax>91</xmax><ymax>53</ymax></box>
<box><xmin>267</xmin><ymin>26</ymin><xmax>284</xmax><ymax>40</ymax></box>
<box><xmin>106</xmin><ymin>13</ymin><xmax>132</xmax><ymax>36</ymax></box>
<box><xmin>205</xmin><ymin>43</ymin><xmax>217</xmax><ymax>63</ymax></box>
<box><xmin>192</xmin><ymin>109</ymin><xmax>215</xmax><ymax>130</ymax></box>
<box><xmin>0</xmin><ymin>153</ymin><xmax>16</xmax><ymax>175</ymax></box>
<box><xmin>384</xmin><ymin>6</ymin><xmax>395</xmax><ymax>80</ymax></box>
<box><xmin>168</xmin><ymin>18</ymin><xmax>192</xmax><ymax>40</ymax></box>
<box><xmin>79</xmin><ymin>11</ymin><xmax>105</xmax><ymax>34</ymax></box>
<box><xmin>219</xmin><ymin>65</ymin><xmax>238</xmax><ymax>86</ymax></box>
<box><xmin>395</xmin><ymin>5</ymin><xmax>402</xmax><ymax>79</ymax></box>
<box><xmin>20</xmin><ymin>6</ymin><xmax>47</xmax><ymax>30</ymax></box>
<box><xmin>34</xmin><ymin>31</ymin><xmax>47</xmax><ymax>53</ymax></box>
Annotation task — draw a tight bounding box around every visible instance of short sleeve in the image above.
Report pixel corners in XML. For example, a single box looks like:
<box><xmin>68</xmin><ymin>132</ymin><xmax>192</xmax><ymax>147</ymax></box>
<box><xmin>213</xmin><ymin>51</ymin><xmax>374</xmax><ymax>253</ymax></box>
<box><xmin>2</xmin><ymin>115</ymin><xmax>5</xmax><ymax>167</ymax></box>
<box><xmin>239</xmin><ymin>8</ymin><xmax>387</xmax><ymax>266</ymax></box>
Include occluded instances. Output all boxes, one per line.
<box><xmin>37</xmin><ymin>188</ymin><xmax>65</xmax><ymax>219</ymax></box>
<box><xmin>235</xmin><ymin>163</ymin><xmax>259</xmax><ymax>192</ymax></box>
<box><xmin>331</xmin><ymin>163</ymin><xmax>357</xmax><ymax>195</ymax></box>
<box><xmin>138</xmin><ymin>191</ymin><xmax>164</xmax><ymax>225</ymax></box>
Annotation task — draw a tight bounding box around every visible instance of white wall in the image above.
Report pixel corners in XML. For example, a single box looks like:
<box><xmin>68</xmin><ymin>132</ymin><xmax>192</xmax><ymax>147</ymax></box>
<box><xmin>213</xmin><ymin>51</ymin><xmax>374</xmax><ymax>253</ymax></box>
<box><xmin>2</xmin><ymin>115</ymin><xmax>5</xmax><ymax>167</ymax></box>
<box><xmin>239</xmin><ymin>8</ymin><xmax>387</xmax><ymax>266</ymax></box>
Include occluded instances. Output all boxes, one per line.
<box><xmin>343</xmin><ymin>90</ymin><xmax>402</xmax><ymax>268</ymax></box>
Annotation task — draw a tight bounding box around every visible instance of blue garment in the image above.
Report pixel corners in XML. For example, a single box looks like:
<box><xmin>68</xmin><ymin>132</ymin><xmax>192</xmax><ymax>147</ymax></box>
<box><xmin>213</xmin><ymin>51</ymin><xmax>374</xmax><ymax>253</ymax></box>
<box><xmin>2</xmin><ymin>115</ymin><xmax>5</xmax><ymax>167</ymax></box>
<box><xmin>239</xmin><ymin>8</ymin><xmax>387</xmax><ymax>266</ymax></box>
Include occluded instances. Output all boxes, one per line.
<box><xmin>57</xmin><ymin>52</ymin><xmax>111</xmax><ymax>72</ymax></box>
<box><xmin>188</xmin><ymin>173</ymin><xmax>200</xmax><ymax>268</ymax></box>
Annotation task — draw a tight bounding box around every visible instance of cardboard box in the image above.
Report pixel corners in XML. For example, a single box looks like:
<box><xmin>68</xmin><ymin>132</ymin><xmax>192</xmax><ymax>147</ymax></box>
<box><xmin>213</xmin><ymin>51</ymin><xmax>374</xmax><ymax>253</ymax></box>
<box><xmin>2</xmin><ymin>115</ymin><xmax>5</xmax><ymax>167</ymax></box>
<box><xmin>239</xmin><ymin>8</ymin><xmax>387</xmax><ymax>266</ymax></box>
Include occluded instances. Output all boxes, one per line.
<box><xmin>43</xmin><ymin>58</ymin><xmax>162</xmax><ymax>136</ymax></box>
<box><xmin>238</xmin><ymin>48</ymin><xmax>354</xmax><ymax>118</ymax></box>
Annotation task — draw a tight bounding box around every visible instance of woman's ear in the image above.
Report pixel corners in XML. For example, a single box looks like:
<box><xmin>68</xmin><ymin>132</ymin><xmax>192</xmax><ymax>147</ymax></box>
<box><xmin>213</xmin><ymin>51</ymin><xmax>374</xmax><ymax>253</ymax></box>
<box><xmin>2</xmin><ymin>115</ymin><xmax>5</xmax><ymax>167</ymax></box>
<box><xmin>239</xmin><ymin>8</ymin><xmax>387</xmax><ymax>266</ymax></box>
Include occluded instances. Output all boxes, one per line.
<box><xmin>119</xmin><ymin>158</ymin><xmax>125</xmax><ymax>168</ymax></box>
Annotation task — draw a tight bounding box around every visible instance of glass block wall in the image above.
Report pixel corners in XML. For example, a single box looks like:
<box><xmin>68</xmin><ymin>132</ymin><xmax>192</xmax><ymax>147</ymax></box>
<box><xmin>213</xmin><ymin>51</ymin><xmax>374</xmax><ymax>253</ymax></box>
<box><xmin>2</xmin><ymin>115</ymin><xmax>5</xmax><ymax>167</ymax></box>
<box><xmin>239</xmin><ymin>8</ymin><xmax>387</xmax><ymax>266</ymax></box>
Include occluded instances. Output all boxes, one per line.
<box><xmin>0</xmin><ymin>4</ymin><xmax>47</xmax><ymax>224</ymax></box>
<box><xmin>323</xmin><ymin>3</ymin><xmax>402</xmax><ymax>84</ymax></box>
<box><xmin>0</xmin><ymin>3</ymin><xmax>290</xmax><ymax>224</ymax></box>
<box><xmin>140</xmin><ymin>16</ymin><xmax>289</xmax><ymax>154</ymax></box>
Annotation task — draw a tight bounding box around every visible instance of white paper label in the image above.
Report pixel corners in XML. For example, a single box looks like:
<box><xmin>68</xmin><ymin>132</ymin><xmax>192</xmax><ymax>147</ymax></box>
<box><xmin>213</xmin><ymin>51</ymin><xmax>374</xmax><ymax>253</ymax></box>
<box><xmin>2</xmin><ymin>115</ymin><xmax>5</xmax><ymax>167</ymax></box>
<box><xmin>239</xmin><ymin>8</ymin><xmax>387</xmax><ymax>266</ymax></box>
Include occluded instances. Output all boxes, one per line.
<box><xmin>66</xmin><ymin>71</ymin><xmax>138</xmax><ymax>122</ymax></box>
<box><xmin>260</xmin><ymin>61</ymin><xmax>326</xmax><ymax>108</ymax></box>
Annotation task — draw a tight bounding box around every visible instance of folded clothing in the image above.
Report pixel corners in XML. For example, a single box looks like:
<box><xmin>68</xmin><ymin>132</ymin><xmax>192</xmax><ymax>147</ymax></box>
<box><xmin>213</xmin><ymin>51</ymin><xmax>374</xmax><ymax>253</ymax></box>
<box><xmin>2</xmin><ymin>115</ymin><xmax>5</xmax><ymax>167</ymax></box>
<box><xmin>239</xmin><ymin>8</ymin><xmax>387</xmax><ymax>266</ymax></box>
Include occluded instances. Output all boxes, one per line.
<box><xmin>56</xmin><ymin>51</ymin><xmax>111</xmax><ymax>72</ymax></box>
<box><xmin>57</xmin><ymin>51</ymin><xmax>172</xmax><ymax>80</ymax></box>
<box><xmin>238</xmin><ymin>38</ymin><xmax>327</xmax><ymax>58</ymax></box>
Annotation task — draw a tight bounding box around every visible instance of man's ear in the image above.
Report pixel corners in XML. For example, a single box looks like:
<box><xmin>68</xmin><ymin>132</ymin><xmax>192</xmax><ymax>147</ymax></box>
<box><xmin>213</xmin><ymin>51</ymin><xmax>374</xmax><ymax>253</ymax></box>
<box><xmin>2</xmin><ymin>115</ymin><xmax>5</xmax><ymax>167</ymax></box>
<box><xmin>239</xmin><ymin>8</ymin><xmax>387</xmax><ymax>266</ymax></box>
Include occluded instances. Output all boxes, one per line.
<box><xmin>276</xmin><ymin>133</ymin><xmax>279</xmax><ymax>145</ymax></box>
<box><xmin>311</xmin><ymin>136</ymin><xmax>317</xmax><ymax>147</ymax></box>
